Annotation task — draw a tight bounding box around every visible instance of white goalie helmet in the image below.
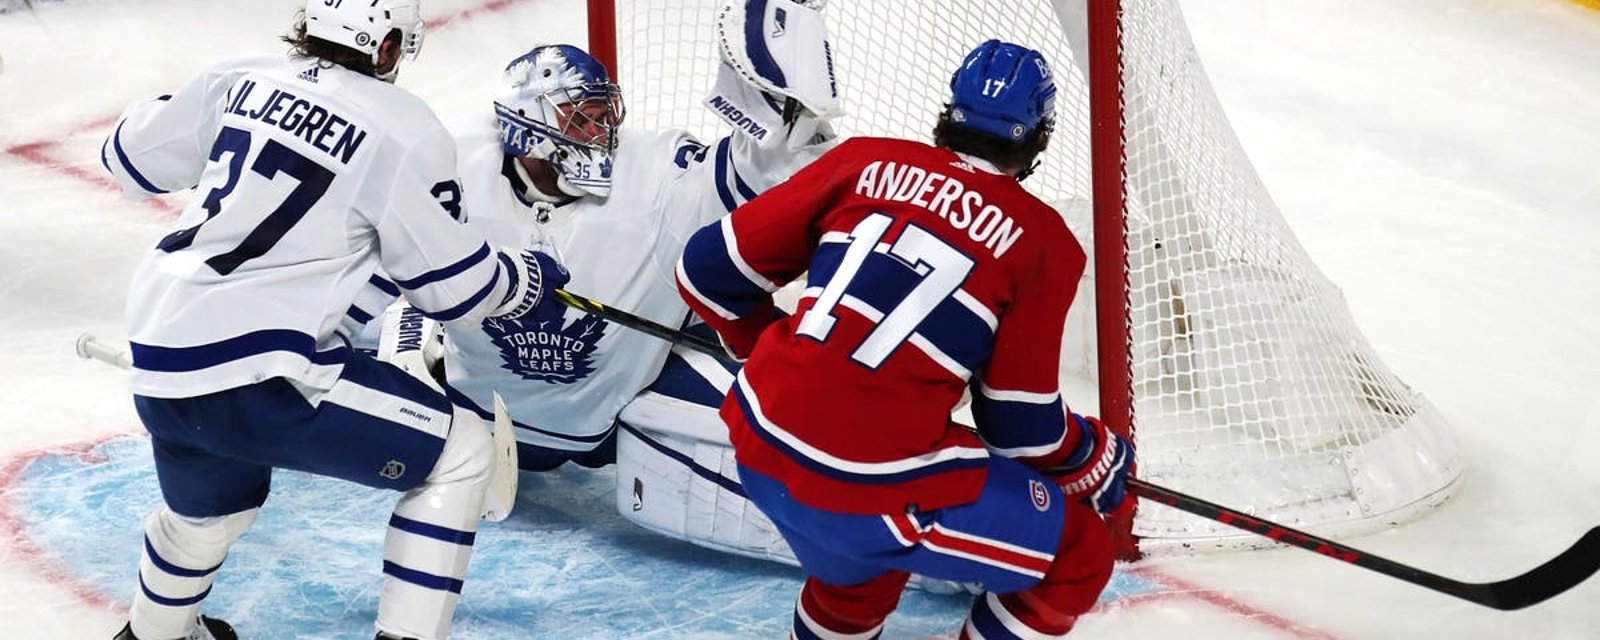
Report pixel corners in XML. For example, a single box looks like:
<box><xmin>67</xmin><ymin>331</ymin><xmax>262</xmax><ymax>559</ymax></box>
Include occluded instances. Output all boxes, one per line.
<box><xmin>303</xmin><ymin>0</ymin><xmax>425</xmax><ymax>80</ymax></box>
<box><xmin>494</xmin><ymin>45</ymin><xmax>626</xmax><ymax>198</ymax></box>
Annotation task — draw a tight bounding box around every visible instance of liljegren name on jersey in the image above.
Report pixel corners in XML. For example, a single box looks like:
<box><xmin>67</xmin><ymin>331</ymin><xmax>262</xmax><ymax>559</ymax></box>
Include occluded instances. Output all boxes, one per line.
<box><xmin>224</xmin><ymin>78</ymin><xmax>368</xmax><ymax>164</ymax></box>
<box><xmin>853</xmin><ymin>160</ymin><xmax>1024</xmax><ymax>258</ymax></box>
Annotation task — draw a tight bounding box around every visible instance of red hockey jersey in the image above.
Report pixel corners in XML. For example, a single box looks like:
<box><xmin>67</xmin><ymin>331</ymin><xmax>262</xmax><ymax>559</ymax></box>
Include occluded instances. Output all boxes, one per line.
<box><xmin>677</xmin><ymin>136</ymin><xmax>1088</xmax><ymax>515</ymax></box>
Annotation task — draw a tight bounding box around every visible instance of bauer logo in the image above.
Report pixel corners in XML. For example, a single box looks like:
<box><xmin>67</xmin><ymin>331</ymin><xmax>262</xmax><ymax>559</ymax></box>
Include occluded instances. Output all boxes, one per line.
<box><xmin>482</xmin><ymin>304</ymin><xmax>606</xmax><ymax>384</ymax></box>
<box><xmin>1028</xmin><ymin>479</ymin><xmax>1051</xmax><ymax>512</ymax></box>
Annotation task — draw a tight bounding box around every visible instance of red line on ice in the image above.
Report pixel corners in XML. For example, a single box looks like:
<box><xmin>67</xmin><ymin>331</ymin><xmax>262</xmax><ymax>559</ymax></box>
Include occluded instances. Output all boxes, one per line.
<box><xmin>0</xmin><ymin>432</ymin><xmax>142</xmax><ymax>617</ymax></box>
<box><xmin>1119</xmin><ymin>565</ymin><xmax>1349</xmax><ymax>640</ymax></box>
<box><xmin>0</xmin><ymin>0</ymin><xmax>538</xmax><ymax>217</ymax></box>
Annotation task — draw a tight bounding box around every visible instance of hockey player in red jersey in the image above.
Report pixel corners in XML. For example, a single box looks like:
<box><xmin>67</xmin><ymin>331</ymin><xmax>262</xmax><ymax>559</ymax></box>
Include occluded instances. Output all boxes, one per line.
<box><xmin>676</xmin><ymin>40</ymin><xmax>1135</xmax><ymax>638</ymax></box>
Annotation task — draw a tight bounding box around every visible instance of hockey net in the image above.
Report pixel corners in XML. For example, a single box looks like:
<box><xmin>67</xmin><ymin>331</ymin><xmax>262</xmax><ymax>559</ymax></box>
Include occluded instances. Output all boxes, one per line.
<box><xmin>594</xmin><ymin>0</ymin><xmax>1463</xmax><ymax>555</ymax></box>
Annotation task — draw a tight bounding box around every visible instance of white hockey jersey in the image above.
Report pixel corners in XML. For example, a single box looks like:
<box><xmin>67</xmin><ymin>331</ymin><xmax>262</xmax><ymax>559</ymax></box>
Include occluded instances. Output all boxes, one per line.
<box><xmin>107</xmin><ymin>56</ymin><xmax>512</xmax><ymax>398</ymax></box>
<box><xmin>437</xmin><ymin>120</ymin><xmax>829</xmax><ymax>452</ymax></box>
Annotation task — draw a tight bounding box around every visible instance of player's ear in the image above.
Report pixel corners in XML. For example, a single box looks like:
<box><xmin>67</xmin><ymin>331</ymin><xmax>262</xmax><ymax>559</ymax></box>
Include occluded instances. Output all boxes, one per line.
<box><xmin>375</xmin><ymin>31</ymin><xmax>403</xmax><ymax>75</ymax></box>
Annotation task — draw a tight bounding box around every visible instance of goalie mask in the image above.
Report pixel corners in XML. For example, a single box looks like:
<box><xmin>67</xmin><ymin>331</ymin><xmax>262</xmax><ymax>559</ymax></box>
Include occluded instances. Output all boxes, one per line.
<box><xmin>302</xmin><ymin>0</ymin><xmax>424</xmax><ymax>83</ymax></box>
<box><xmin>495</xmin><ymin>45</ymin><xmax>626</xmax><ymax>198</ymax></box>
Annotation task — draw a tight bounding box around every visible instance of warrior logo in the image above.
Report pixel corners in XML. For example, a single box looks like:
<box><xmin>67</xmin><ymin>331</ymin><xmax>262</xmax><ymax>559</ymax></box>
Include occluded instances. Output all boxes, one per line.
<box><xmin>482</xmin><ymin>302</ymin><xmax>606</xmax><ymax>384</ymax></box>
<box><xmin>1028</xmin><ymin>479</ymin><xmax>1051</xmax><ymax>512</ymax></box>
<box><xmin>380</xmin><ymin>460</ymin><xmax>407</xmax><ymax>481</ymax></box>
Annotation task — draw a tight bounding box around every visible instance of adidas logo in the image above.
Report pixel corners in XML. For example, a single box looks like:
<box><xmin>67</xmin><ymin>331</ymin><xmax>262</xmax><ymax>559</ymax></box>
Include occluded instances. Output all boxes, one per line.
<box><xmin>950</xmin><ymin>160</ymin><xmax>975</xmax><ymax>173</ymax></box>
<box><xmin>297</xmin><ymin>67</ymin><xmax>319</xmax><ymax>83</ymax></box>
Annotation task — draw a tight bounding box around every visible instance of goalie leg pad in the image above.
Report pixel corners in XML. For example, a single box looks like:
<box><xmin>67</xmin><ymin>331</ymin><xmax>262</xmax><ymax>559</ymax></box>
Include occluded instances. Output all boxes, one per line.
<box><xmin>615</xmin><ymin>419</ymin><xmax>797</xmax><ymax>565</ymax></box>
<box><xmin>129</xmin><ymin>507</ymin><xmax>258</xmax><ymax>640</ymax></box>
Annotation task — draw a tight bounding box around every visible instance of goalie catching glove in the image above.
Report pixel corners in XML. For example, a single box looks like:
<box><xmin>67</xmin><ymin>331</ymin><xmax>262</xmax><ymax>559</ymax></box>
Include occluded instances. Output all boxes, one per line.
<box><xmin>707</xmin><ymin>0</ymin><xmax>839</xmax><ymax>146</ymax></box>
<box><xmin>1049</xmin><ymin>414</ymin><xmax>1135</xmax><ymax>515</ymax></box>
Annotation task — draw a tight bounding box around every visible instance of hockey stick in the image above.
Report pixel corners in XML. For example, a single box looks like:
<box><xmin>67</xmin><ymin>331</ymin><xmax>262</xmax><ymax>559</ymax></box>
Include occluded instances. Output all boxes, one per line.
<box><xmin>1128</xmin><ymin>479</ymin><xmax>1600</xmax><ymax>610</ymax></box>
<box><xmin>76</xmin><ymin>332</ymin><xmax>131</xmax><ymax>370</ymax></box>
<box><xmin>552</xmin><ymin>289</ymin><xmax>728</xmax><ymax>359</ymax></box>
<box><xmin>552</xmin><ymin>296</ymin><xmax>1600</xmax><ymax>610</ymax></box>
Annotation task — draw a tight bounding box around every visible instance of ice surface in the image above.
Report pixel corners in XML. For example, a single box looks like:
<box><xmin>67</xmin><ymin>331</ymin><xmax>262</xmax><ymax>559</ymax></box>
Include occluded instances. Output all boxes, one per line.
<box><xmin>2</xmin><ymin>0</ymin><xmax>1598</xmax><ymax>638</ymax></box>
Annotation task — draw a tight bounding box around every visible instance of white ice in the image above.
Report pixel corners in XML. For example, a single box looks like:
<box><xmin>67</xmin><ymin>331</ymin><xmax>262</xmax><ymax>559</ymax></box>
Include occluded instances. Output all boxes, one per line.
<box><xmin>2</xmin><ymin>0</ymin><xmax>1598</xmax><ymax>638</ymax></box>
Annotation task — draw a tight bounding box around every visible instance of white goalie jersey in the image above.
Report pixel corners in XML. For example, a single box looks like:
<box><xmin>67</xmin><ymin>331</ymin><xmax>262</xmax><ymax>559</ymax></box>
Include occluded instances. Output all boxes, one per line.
<box><xmin>438</xmin><ymin>120</ymin><xmax>830</xmax><ymax>452</ymax></box>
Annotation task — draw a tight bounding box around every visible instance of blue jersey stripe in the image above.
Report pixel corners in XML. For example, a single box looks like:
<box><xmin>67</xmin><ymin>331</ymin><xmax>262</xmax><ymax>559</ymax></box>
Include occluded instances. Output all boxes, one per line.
<box><xmin>368</xmin><ymin>274</ymin><xmax>401</xmax><ymax>297</ymax></box>
<box><xmin>972</xmin><ymin>394</ymin><xmax>1067</xmax><ymax>451</ymax></box>
<box><xmin>712</xmin><ymin>138</ymin><xmax>738</xmax><ymax>213</ymax></box>
<box><xmin>345</xmin><ymin>304</ymin><xmax>374</xmax><ymax>325</ymax></box>
<box><xmin>420</xmin><ymin>268</ymin><xmax>498</xmax><ymax>323</ymax></box>
<box><xmin>806</xmin><ymin>247</ymin><xmax>995</xmax><ymax>372</ymax></box>
<box><xmin>679</xmin><ymin>222</ymin><xmax>769</xmax><ymax>317</ymax></box>
<box><xmin>111</xmin><ymin>121</ymin><xmax>169</xmax><ymax>195</ymax></box>
<box><xmin>130</xmin><ymin>330</ymin><xmax>347</xmax><ymax>373</ymax></box>
<box><xmin>392</xmin><ymin>243</ymin><xmax>491</xmax><ymax>290</ymax></box>
<box><xmin>728</xmin><ymin>152</ymin><xmax>758</xmax><ymax>202</ymax></box>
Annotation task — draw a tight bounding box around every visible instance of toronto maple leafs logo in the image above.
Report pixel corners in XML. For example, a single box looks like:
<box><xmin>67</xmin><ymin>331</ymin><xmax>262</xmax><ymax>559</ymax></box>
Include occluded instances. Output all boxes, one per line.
<box><xmin>481</xmin><ymin>302</ymin><xmax>607</xmax><ymax>384</ymax></box>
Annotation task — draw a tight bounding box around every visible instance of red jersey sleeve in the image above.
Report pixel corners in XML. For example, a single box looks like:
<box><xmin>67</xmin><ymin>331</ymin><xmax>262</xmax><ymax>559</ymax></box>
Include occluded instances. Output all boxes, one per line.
<box><xmin>969</xmin><ymin>219</ymin><xmax>1088</xmax><ymax>469</ymax></box>
<box><xmin>676</xmin><ymin>141</ymin><xmax>857</xmax><ymax>358</ymax></box>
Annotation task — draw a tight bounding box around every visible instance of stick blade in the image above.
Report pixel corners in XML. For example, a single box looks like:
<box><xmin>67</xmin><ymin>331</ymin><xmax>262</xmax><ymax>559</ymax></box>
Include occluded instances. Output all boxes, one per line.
<box><xmin>479</xmin><ymin>392</ymin><xmax>519</xmax><ymax>522</ymax></box>
<box><xmin>1481</xmin><ymin>527</ymin><xmax>1600</xmax><ymax>610</ymax></box>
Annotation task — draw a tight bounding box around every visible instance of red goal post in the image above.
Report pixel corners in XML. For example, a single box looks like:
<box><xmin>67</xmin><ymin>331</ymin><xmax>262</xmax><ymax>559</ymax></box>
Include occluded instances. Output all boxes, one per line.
<box><xmin>586</xmin><ymin>0</ymin><xmax>1464</xmax><ymax>558</ymax></box>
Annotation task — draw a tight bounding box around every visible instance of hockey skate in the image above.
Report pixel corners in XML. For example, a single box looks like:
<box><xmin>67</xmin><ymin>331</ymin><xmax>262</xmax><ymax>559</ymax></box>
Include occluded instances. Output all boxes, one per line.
<box><xmin>112</xmin><ymin>616</ymin><xmax>236</xmax><ymax>640</ymax></box>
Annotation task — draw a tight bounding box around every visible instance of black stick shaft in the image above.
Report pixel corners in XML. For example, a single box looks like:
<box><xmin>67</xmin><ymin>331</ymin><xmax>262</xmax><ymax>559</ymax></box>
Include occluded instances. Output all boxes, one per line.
<box><xmin>1129</xmin><ymin>478</ymin><xmax>1600</xmax><ymax>610</ymax></box>
<box><xmin>553</xmin><ymin>289</ymin><xmax>727</xmax><ymax>360</ymax></box>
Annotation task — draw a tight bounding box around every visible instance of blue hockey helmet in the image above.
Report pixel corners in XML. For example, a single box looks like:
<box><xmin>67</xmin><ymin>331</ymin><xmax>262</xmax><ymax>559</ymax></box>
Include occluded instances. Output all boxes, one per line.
<box><xmin>947</xmin><ymin>40</ymin><xmax>1056</xmax><ymax>142</ymax></box>
<box><xmin>495</xmin><ymin>45</ymin><xmax>626</xmax><ymax>197</ymax></box>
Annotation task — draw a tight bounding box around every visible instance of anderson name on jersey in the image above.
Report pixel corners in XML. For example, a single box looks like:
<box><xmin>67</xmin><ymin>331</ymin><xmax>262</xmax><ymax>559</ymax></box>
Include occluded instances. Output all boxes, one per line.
<box><xmin>678</xmin><ymin>136</ymin><xmax>1091</xmax><ymax>515</ymax></box>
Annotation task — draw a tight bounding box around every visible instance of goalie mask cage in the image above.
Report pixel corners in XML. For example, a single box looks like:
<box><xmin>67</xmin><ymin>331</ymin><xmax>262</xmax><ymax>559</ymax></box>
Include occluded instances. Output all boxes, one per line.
<box><xmin>589</xmin><ymin>0</ymin><xmax>1464</xmax><ymax>556</ymax></box>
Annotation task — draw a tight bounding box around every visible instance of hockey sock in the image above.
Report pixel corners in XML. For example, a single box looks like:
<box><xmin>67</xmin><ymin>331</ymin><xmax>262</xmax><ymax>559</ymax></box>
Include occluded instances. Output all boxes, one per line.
<box><xmin>961</xmin><ymin>502</ymin><xmax>1113</xmax><ymax>639</ymax></box>
<box><xmin>376</xmin><ymin>408</ymin><xmax>493</xmax><ymax>640</ymax></box>
<box><xmin>792</xmin><ymin>572</ymin><xmax>909</xmax><ymax>640</ymax></box>
<box><xmin>129</xmin><ymin>508</ymin><xmax>257</xmax><ymax>640</ymax></box>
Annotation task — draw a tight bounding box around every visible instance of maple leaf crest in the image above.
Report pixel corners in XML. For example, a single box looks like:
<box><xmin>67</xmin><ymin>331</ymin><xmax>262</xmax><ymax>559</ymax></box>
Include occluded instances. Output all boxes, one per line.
<box><xmin>480</xmin><ymin>303</ymin><xmax>607</xmax><ymax>384</ymax></box>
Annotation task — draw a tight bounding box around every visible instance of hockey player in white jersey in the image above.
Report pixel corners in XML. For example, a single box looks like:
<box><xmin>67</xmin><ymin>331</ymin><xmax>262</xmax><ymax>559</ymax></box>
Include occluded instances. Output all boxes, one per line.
<box><xmin>356</xmin><ymin>0</ymin><xmax>839</xmax><ymax>563</ymax></box>
<box><xmin>99</xmin><ymin>2</ymin><xmax>567</xmax><ymax>639</ymax></box>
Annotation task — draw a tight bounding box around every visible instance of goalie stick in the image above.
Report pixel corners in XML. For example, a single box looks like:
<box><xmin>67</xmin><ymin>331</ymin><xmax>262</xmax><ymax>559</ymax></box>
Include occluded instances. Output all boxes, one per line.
<box><xmin>545</xmin><ymin>290</ymin><xmax>1600</xmax><ymax>610</ymax></box>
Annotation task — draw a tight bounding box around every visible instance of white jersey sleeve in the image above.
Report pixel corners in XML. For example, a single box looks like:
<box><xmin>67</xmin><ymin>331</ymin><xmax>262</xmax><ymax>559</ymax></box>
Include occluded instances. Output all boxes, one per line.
<box><xmin>100</xmin><ymin>57</ymin><xmax>253</xmax><ymax>200</ymax></box>
<box><xmin>118</xmin><ymin>56</ymin><xmax>510</xmax><ymax>398</ymax></box>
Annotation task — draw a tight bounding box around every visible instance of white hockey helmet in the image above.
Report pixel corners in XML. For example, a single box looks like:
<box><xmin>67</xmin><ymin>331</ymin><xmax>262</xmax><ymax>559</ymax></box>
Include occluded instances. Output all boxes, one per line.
<box><xmin>303</xmin><ymin>0</ymin><xmax>425</xmax><ymax>78</ymax></box>
<box><xmin>494</xmin><ymin>45</ymin><xmax>625</xmax><ymax>198</ymax></box>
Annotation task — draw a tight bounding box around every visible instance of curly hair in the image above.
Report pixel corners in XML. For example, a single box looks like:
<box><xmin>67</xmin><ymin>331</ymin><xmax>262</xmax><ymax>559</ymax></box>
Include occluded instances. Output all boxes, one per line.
<box><xmin>932</xmin><ymin>106</ymin><xmax>1053</xmax><ymax>178</ymax></box>
<box><xmin>280</xmin><ymin>10</ymin><xmax>397</xmax><ymax>78</ymax></box>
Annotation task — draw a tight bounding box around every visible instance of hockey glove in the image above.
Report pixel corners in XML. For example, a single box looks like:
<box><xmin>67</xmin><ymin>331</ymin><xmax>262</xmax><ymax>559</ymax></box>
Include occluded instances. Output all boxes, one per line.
<box><xmin>1049</xmin><ymin>414</ymin><xmax>1135</xmax><ymax>515</ymax></box>
<box><xmin>492</xmin><ymin>248</ymin><xmax>570</xmax><ymax>321</ymax></box>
